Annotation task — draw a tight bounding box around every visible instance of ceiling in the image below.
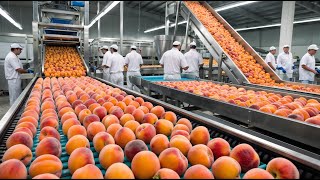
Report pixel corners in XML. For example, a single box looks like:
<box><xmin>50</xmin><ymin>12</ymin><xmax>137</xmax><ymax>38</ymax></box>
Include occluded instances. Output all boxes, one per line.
<box><xmin>1</xmin><ymin>1</ymin><xmax>320</xmax><ymax>29</ymax></box>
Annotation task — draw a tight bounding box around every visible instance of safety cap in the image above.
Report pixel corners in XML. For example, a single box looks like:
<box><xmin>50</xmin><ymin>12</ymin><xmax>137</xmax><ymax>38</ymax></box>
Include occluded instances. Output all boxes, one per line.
<box><xmin>269</xmin><ymin>46</ymin><xmax>276</xmax><ymax>51</ymax></box>
<box><xmin>173</xmin><ymin>41</ymin><xmax>181</xmax><ymax>46</ymax></box>
<box><xmin>110</xmin><ymin>44</ymin><xmax>118</xmax><ymax>50</ymax></box>
<box><xmin>100</xmin><ymin>45</ymin><xmax>108</xmax><ymax>50</ymax></box>
<box><xmin>190</xmin><ymin>41</ymin><xmax>196</xmax><ymax>46</ymax></box>
<box><xmin>10</xmin><ymin>43</ymin><xmax>23</xmax><ymax>49</ymax></box>
<box><xmin>308</xmin><ymin>44</ymin><xmax>319</xmax><ymax>50</ymax></box>
<box><xmin>283</xmin><ymin>45</ymin><xmax>290</xmax><ymax>48</ymax></box>
<box><xmin>130</xmin><ymin>45</ymin><xmax>137</xmax><ymax>49</ymax></box>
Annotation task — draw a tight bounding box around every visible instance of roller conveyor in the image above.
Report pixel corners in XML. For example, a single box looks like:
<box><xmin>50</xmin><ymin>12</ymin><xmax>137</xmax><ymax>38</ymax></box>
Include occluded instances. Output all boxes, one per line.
<box><xmin>0</xmin><ymin>75</ymin><xmax>320</xmax><ymax>179</ymax></box>
<box><xmin>129</xmin><ymin>75</ymin><xmax>320</xmax><ymax>151</ymax></box>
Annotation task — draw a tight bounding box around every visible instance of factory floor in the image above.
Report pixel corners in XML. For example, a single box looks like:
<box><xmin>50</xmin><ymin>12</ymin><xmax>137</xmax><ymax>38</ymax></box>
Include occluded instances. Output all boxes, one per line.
<box><xmin>0</xmin><ymin>95</ymin><xmax>10</xmax><ymax>120</ymax></box>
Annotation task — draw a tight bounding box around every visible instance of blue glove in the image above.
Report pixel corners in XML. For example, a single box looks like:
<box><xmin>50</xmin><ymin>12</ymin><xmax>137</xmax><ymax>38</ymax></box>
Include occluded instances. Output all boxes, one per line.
<box><xmin>315</xmin><ymin>68</ymin><xmax>320</xmax><ymax>74</ymax></box>
<box><xmin>27</xmin><ymin>69</ymin><xmax>34</xmax><ymax>73</ymax></box>
<box><xmin>292</xmin><ymin>65</ymin><xmax>295</xmax><ymax>70</ymax></box>
<box><xmin>277</xmin><ymin>67</ymin><xmax>286</xmax><ymax>73</ymax></box>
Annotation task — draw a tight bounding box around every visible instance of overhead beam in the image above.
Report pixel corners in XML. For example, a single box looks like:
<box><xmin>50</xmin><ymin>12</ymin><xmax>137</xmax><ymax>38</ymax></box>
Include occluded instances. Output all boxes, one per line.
<box><xmin>296</xmin><ymin>1</ymin><xmax>320</xmax><ymax>15</ymax></box>
<box><xmin>145</xmin><ymin>1</ymin><xmax>165</xmax><ymax>12</ymax></box>
<box><xmin>140</xmin><ymin>1</ymin><xmax>154</xmax><ymax>9</ymax></box>
<box><xmin>147</xmin><ymin>2</ymin><xmax>169</xmax><ymax>13</ymax></box>
<box><xmin>233</xmin><ymin>7</ymin><xmax>269</xmax><ymax>24</ymax></box>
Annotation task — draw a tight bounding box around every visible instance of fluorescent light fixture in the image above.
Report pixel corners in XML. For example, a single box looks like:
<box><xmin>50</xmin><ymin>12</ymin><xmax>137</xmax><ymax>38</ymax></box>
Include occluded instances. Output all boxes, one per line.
<box><xmin>144</xmin><ymin>21</ymin><xmax>188</xmax><ymax>33</ymax></box>
<box><xmin>0</xmin><ymin>5</ymin><xmax>23</xmax><ymax>30</ymax></box>
<box><xmin>88</xmin><ymin>1</ymin><xmax>120</xmax><ymax>28</ymax></box>
<box><xmin>215</xmin><ymin>1</ymin><xmax>257</xmax><ymax>12</ymax></box>
<box><xmin>235</xmin><ymin>17</ymin><xmax>320</xmax><ymax>31</ymax></box>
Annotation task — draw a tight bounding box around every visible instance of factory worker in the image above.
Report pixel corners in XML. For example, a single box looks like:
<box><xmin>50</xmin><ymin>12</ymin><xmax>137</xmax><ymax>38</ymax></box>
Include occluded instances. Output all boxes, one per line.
<box><xmin>276</xmin><ymin>45</ymin><xmax>294</xmax><ymax>81</ymax></box>
<box><xmin>160</xmin><ymin>41</ymin><xmax>189</xmax><ymax>80</ymax></box>
<box><xmin>182</xmin><ymin>41</ymin><xmax>203</xmax><ymax>78</ymax></box>
<box><xmin>125</xmin><ymin>45</ymin><xmax>143</xmax><ymax>91</ymax></box>
<box><xmin>299</xmin><ymin>44</ymin><xmax>319</xmax><ymax>84</ymax></box>
<box><xmin>4</xmin><ymin>43</ymin><xmax>33</xmax><ymax>106</ymax></box>
<box><xmin>265</xmin><ymin>46</ymin><xmax>277</xmax><ymax>71</ymax></box>
<box><xmin>106</xmin><ymin>44</ymin><xmax>125</xmax><ymax>86</ymax></box>
<box><xmin>100</xmin><ymin>45</ymin><xmax>112</xmax><ymax>81</ymax></box>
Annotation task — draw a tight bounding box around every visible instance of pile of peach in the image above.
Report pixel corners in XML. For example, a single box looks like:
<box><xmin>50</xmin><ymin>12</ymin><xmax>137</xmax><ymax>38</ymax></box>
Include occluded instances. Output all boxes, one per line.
<box><xmin>0</xmin><ymin>76</ymin><xmax>300</xmax><ymax>179</ymax></box>
<box><xmin>44</xmin><ymin>46</ymin><xmax>86</xmax><ymax>77</ymax></box>
<box><xmin>157</xmin><ymin>81</ymin><xmax>320</xmax><ymax>126</ymax></box>
<box><xmin>184</xmin><ymin>1</ymin><xmax>320</xmax><ymax>94</ymax></box>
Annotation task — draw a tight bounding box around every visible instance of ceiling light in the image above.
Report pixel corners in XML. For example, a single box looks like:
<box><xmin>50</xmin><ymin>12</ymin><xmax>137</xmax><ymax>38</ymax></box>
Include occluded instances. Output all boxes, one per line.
<box><xmin>0</xmin><ymin>5</ymin><xmax>23</xmax><ymax>30</ymax></box>
<box><xmin>88</xmin><ymin>1</ymin><xmax>120</xmax><ymax>28</ymax></box>
<box><xmin>215</xmin><ymin>1</ymin><xmax>257</xmax><ymax>12</ymax></box>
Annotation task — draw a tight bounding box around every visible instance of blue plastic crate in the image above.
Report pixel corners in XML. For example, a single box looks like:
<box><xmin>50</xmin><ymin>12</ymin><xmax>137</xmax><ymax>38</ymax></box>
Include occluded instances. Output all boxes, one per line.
<box><xmin>71</xmin><ymin>1</ymin><xmax>85</xmax><ymax>7</ymax></box>
<box><xmin>51</xmin><ymin>18</ymin><xmax>73</xmax><ymax>24</ymax></box>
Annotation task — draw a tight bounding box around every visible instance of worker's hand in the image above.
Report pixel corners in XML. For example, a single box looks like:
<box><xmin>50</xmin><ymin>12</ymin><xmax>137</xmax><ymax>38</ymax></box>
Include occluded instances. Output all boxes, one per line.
<box><xmin>27</xmin><ymin>69</ymin><xmax>34</xmax><ymax>73</ymax></box>
<box><xmin>315</xmin><ymin>69</ymin><xmax>320</xmax><ymax>74</ymax></box>
<box><xmin>277</xmin><ymin>67</ymin><xmax>286</xmax><ymax>73</ymax></box>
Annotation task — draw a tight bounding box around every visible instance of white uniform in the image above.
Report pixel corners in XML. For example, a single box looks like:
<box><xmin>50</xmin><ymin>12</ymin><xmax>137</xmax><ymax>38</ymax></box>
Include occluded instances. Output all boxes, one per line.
<box><xmin>4</xmin><ymin>51</ymin><xmax>23</xmax><ymax>105</ymax></box>
<box><xmin>265</xmin><ymin>52</ymin><xmax>276</xmax><ymax>70</ymax></box>
<box><xmin>277</xmin><ymin>52</ymin><xmax>293</xmax><ymax>80</ymax></box>
<box><xmin>125</xmin><ymin>50</ymin><xmax>143</xmax><ymax>90</ymax></box>
<box><xmin>102</xmin><ymin>51</ymin><xmax>112</xmax><ymax>81</ymax></box>
<box><xmin>107</xmin><ymin>52</ymin><xmax>125</xmax><ymax>86</ymax></box>
<box><xmin>159</xmin><ymin>47</ymin><xmax>188</xmax><ymax>80</ymax></box>
<box><xmin>182</xmin><ymin>49</ymin><xmax>203</xmax><ymax>78</ymax></box>
<box><xmin>299</xmin><ymin>52</ymin><xmax>315</xmax><ymax>82</ymax></box>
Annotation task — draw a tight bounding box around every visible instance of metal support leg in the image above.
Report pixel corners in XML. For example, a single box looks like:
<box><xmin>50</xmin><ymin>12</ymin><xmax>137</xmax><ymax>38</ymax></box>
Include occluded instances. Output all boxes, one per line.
<box><xmin>173</xmin><ymin>1</ymin><xmax>181</xmax><ymax>42</ymax></box>
<box><xmin>120</xmin><ymin>1</ymin><xmax>124</xmax><ymax>54</ymax></box>
<box><xmin>32</xmin><ymin>22</ymin><xmax>40</xmax><ymax>75</ymax></box>
<box><xmin>208</xmin><ymin>55</ymin><xmax>213</xmax><ymax>80</ymax></box>
<box><xmin>182</xmin><ymin>12</ymin><xmax>191</xmax><ymax>51</ymax></box>
<box><xmin>218</xmin><ymin>53</ymin><xmax>226</xmax><ymax>82</ymax></box>
<box><xmin>84</xmin><ymin>1</ymin><xmax>89</xmax><ymax>64</ymax></box>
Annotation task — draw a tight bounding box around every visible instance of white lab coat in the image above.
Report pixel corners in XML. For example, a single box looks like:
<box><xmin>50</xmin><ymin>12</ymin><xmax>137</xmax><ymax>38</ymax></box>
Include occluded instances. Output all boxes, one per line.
<box><xmin>265</xmin><ymin>52</ymin><xmax>276</xmax><ymax>70</ymax></box>
<box><xmin>107</xmin><ymin>52</ymin><xmax>125</xmax><ymax>86</ymax></box>
<box><xmin>159</xmin><ymin>47</ymin><xmax>188</xmax><ymax>80</ymax></box>
<box><xmin>183</xmin><ymin>49</ymin><xmax>203</xmax><ymax>78</ymax></box>
<box><xmin>4</xmin><ymin>52</ymin><xmax>23</xmax><ymax>105</ymax></box>
<box><xmin>277</xmin><ymin>52</ymin><xmax>293</xmax><ymax>80</ymax></box>
<box><xmin>102</xmin><ymin>51</ymin><xmax>112</xmax><ymax>81</ymax></box>
<box><xmin>125</xmin><ymin>50</ymin><xmax>143</xmax><ymax>90</ymax></box>
<box><xmin>299</xmin><ymin>52</ymin><xmax>316</xmax><ymax>81</ymax></box>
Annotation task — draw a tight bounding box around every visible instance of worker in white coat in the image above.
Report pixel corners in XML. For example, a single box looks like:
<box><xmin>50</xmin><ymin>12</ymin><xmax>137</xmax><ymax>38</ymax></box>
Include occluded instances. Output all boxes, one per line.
<box><xmin>265</xmin><ymin>46</ymin><xmax>277</xmax><ymax>71</ymax></box>
<box><xmin>276</xmin><ymin>45</ymin><xmax>294</xmax><ymax>81</ymax></box>
<box><xmin>182</xmin><ymin>41</ymin><xmax>203</xmax><ymax>78</ymax></box>
<box><xmin>4</xmin><ymin>43</ymin><xmax>33</xmax><ymax>106</ymax></box>
<box><xmin>299</xmin><ymin>44</ymin><xmax>319</xmax><ymax>84</ymax></box>
<box><xmin>125</xmin><ymin>45</ymin><xmax>143</xmax><ymax>91</ymax></box>
<box><xmin>106</xmin><ymin>44</ymin><xmax>125</xmax><ymax>87</ymax></box>
<box><xmin>100</xmin><ymin>45</ymin><xmax>112</xmax><ymax>81</ymax></box>
<box><xmin>160</xmin><ymin>41</ymin><xmax>189</xmax><ymax>80</ymax></box>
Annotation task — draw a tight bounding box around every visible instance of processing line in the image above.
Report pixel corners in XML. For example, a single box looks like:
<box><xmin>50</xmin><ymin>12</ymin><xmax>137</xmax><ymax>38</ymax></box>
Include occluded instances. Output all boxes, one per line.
<box><xmin>0</xmin><ymin>74</ymin><xmax>319</xmax><ymax>179</ymax></box>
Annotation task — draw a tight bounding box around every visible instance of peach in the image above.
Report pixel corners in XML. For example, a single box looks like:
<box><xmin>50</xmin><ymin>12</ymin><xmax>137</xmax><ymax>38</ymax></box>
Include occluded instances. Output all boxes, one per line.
<box><xmin>169</xmin><ymin>135</ymin><xmax>192</xmax><ymax>156</ymax></box>
<box><xmin>84</xmin><ymin>99</ymin><xmax>97</xmax><ymax>108</ymax></box>
<box><xmin>173</xmin><ymin>124</ymin><xmax>190</xmax><ymax>133</ymax></box>
<box><xmin>75</xmin><ymin>104</ymin><xmax>87</xmax><ymax>116</ymax></box>
<box><xmin>153</xmin><ymin>168</ymin><xmax>180</xmax><ymax>179</ymax></box>
<box><xmin>107</xmin><ymin>123</ymin><xmax>123</xmax><ymax>138</ymax></box>
<box><xmin>132</xmin><ymin>109</ymin><xmax>145</xmax><ymax>123</ymax></box>
<box><xmin>93</xmin><ymin>132</ymin><xmax>115</xmax><ymax>153</ymax></box>
<box><xmin>61</xmin><ymin>118</ymin><xmax>79</xmax><ymax>135</ymax></box>
<box><xmin>61</xmin><ymin>112</ymin><xmax>78</xmax><ymax>125</ymax></box>
<box><xmin>35</xmin><ymin>137</ymin><xmax>61</xmax><ymax>157</ymax></box>
<box><xmin>33</xmin><ymin>173</ymin><xmax>59</xmax><ymax>179</ymax></box>
<box><xmin>114</xmin><ymin>127</ymin><xmax>136</xmax><ymax>149</ymax></box>
<box><xmin>40</xmin><ymin>116</ymin><xmax>59</xmax><ymax>130</ymax></box>
<box><xmin>93</xmin><ymin>106</ymin><xmax>107</xmax><ymax>120</ymax></box>
<box><xmin>102</xmin><ymin>101</ymin><xmax>114</xmax><ymax>112</ymax></box>
<box><xmin>243</xmin><ymin>168</ymin><xmax>274</xmax><ymax>179</ymax></box>
<box><xmin>124</xmin><ymin>105</ymin><xmax>136</xmax><ymax>114</ymax></box>
<box><xmin>87</xmin><ymin>121</ymin><xmax>106</xmax><ymax>140</ymax></box>
<box><xmin>111</xmin><ymin>107</ymin><xmax>125</xmax><ymax>120</ymax></box>
<box><xmin>303</xmin><ymin>107</ymin><xmax>319</xmax><ymax>117</ymax></box>
<box><xmin>24</xmin><ymin>105</ymin><xmax>40</xmax><ymax>115</ymax></box>
<box><xmin>288</xmin><ymin>113</ymin><xmax>305</xmax><ymax>121</ymax></box>
<box><xmin>13</xmin><ymin>127</ymin><xmax>33</xmax><ymax>138</ymax></box>
<box><xmin>57</xmin><ymin>101</ymin><xmax>71</xmax><ymax>112</ymax></box>
<box><xmin>159</xmin><ymin>147</ymin><xmax>188</xmax><ymax>176</ymax></box>
<box><xmin>141</xmin><ymin>101</ymin><xmax>154</xmax><ymax>111</ymax></box>
<box><xmin>142</xmin><ymin>113</ymin><xmax>158</xmax><ymax>124</ymax></box>
<box><xmin>151</xmin><ymin>106</ymin><xmax>165</xmax><ymax>118</ymax></box>
<box><xmin>274</xmin><ymin>109</ymin><xmax>293</xmax><ymax>117</ymax></box>
<box><xmin>190</xmin><ymin>126</ymin><xmax>210</xmax><ymax>145</ymax></box>
<box><xmin>187</xmin><ymin>144</ymin><xmax>214</xmax><ymax>168</ymax></box>
<box><xmin>131</xmin><ymin>151</ymin><xmax>160</xmax><ymax>179</ymax></box>
<box><xmin>40</xmin><ymin>112</ymin><xmax>58</xmax><ymax>123</ymax></box>
<box><xmin>15</xmin><ymin>122</ymin><xmax>37</xmax><ymax>137</ymax></box>
<box><xmin>66</xmin><ymin>135</ymin><xmax>90</xmax><ymax>155</ymax></box>
<box><xmin>211</xmin><ymin>156</ymin><xmax>241</xmax><ymax>179</ymax></box>
<box><xmin>21</xmin><ymin>110</ymin><xmax>39</xmax><ymax>120</ymax></box>
<box><xmin>67</xmin><ymin>93</ymin><xmax>78</xmax><ymax>104</ymax></box>
<box><xmin>88</xmin><ymin>103</ymin><xmax>101</xmax><ymax>113</ymax></box>
<box><xmin>138</xmin><ymin>106</ymin><xmax>149</xmax><ymax>114</ymax></box>
<box><xmin>161</xmin><ymin>111</ymin><xmax>177</xmax><ymax>124</ymax></box>
<box><xmin>58</xmin><ymin>107</ymin><xmax>74</xmax><ymax>118</ymax></box>
<box><xmin>0</xmin><ymin>159</ymin><xmax>27</xmax><ymax>179</ymax></box>
<box><xmin>18</xmin><ymin>116</ymin><xmax>38</xmax><ymax>128</ymax></box>
<box><xmin>41</xmin><ymin>101</ymin><xmax>55</xmax><ymax>112</ymax></box>
<box><xmin>39</xmin><ymin>126</ymin><xmax>61</xmax><ymax>141</ymax></box>
<box><xmin>108</xmin><ymin>97</ymin><xmax>118</xmax><ymax>105</ymax></box>
<box><xmin>292</xmin><ymin>109</ymin><xmax>310</xmax><ymax>120</ymax></box>
<box><xmin>207</xmin><ymin>138</ymin><xmax>231</xmax><ymax>159</ymax></box>
<box><xmin>6</xmin><ymin>132</ymin><xmax>33</xmax><ymax>149</ymax></box>
<box><xmin>129</xmin><ymin>101</ymin><xmax>140</xmax><ymax>108</ymax></box>
<box><xmin>71</xmin><ymin>99</ymin><xmax>83</xmax><ymax>109</ymax></box>
<box><xmin>99</xmin><ymin>144</ymin><xmax>124</xmax><ymax>169</ymax></box>
<box><xmin>124</xmin><ymin>139</ymin><xmax>148</xmax><ymax>162</ymax></box>
<box><xmin>2</xmin><ymin>144</ymin><xmax>32</xmax><ymax>165</ymax></box>
<box><xmin>83</xmin><ymin>114</ymin><xmax>100</xmax><ymax>129</ymax></box>
<box><xmin>120</xmin><ymin>114</ymin><xmax>135</xmax><ymax>126</ymax></box>
<box><xmin>184</xmin><ymin>164</ymin><xmax>214</xmax><ymax>179</ymax></box>
<box><xmin>154</xmin><ymin>119</ymin><xmax>174</xmax><ymax>136</ymax></box>
<box><xmin>266</xmin><ymin>157</ymin><xmax>299</xmax><ymax>179</ymax></box>
<box><xmin>105</xmin><ymin>163</ymin><xmax>135</xmax><ymax>179</ymax></box>
<box><xmin>134</xmin><ymin>97</ymin><xmax>145</xmax><ymax>105</ymax></box>
<box><xmin>116</xmin><ymin>101</ymin><xmax>127</xmax><ymax>111</ymax></box>
<box><xmin>29</xmin><ymin>154</ymin><xmax>63</xmax><ymax>178</ymax></box>
<box><xmin>79</xmin><ymin>94</ymin><xmax>90</xmax><ymax>102</ymax></box>
<box><xmin>135</xmin><ymin>123</ymin><xmax>156</xmax><ymax>144</ymax></box>
<box><xmin>176</xmin><ymin>118</ymin><xmax>193</xmax><ymax>132</ymax></box>
<box><xmin>68</xmin><ymin>147</ymin><xmax>95</xmax><ymax>174</ymax></box>
<box><xmin>171</xmin><ymin>130</ymin><xmax>190</xmax><ymax>140</ymax></box>
<box><xmin>230</xmin><ymin>143</ymin><xmax>260</xmax><ymax>172</ymax></box>
<box><xmin>71</xmin><ymin>164</ymin><xmax>103</xmax><ymax>179</ymax></box>
<box><xmin>124</xmin><ymin>120</ymin><xmax>140</xmax><ymax>133</ymax></box>
<box><xmin>150</xmin><ymin>134</ymin><xmax>169</xmax><ymax>155</ymax></box>
<box><xmin>305</xmin><ymin>116</ymin><xmax>320</xmax><ymax>125</ymax></box>
<box><xmin>67</xmin><ymin>125</ymin><xmax>87</xmax><ymax>139</ymax></box>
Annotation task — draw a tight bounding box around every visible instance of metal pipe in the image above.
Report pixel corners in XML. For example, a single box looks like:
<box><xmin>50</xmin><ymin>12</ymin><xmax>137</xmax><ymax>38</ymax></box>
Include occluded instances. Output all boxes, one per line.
<box><xmin>120</xmin><ymin>1</ymin><xmax>124</xmax><ymax>54</ymax></box>
<box><xmin>97</xmin><ymin>1</ymin><xmax>100</xmax><ymax>39</ymax></box>
<box><xmin>33</xmin><ymin>1</ymin><xmax>39</xmax><ymax>22</ymax></box>
<box><xmin>84</xmin><ymin>1</ymin><xmax>89</xmax><ymax>64</ymax></box>
<box><xmin>182</xmin><ymin>12</ymin><xmax>191</xmax><ymax>51</ymax></box>
<box><xmin>172</xmin><ymin>1</ymin><xmax>181</xmax><ymax>42</ymax></box>
<box><xmin>165</xmin><ymin>2</ymin><xmax>169</xmax><ymax>35</ymax></box>
<box><xmin>208</xmin><ymin>54</ymin><xmax>213</xmax><ymax>80</ymax></box>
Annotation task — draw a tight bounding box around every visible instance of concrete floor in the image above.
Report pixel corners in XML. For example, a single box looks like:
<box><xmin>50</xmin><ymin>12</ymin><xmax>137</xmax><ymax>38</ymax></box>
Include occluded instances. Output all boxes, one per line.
<box><xmin>0</xmin><ymin>95</ymin><xmax>10</xmax><ymax>120</ymax></box>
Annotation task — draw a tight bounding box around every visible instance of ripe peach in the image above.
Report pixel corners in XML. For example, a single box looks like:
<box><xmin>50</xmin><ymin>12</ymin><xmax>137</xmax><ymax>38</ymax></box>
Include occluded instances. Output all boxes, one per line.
<box><xmin>102</xmin><ymin>115</ymin><xmax>120</xmax><ymax>129</ymax></box>
<box><xmin>13</xmin><ymin>127</ymin><xmax>33</xmax><ymax>139</ymax></box>
<box><xmin>124</xmin><ymin>120</ymin><xmax>140</xmax><ymax>133</ymax></box>
<box><xmin>159</xmin><ymin>147</ymin><xmax>188</xmax><ymax>176</ymax></box>
<box><xmin>86</xmin><ymin>121</ymin><xmax>106</xmax><ymax>140</ymax></box>
<box><xmin>62</xmin><ymin>118</ymin><xmax>80</xmax><ymax>135</ymax></box>
<box><xmin>141</xmin><ymin>101</ymin><xmax>154</xmax><ymax>111</ymax></box>
<box><xmin>84</xmin><ymin>99</ymin><xmax>97</xmax><ymax>108</ymax></box>
<box><xmin>67</xmin><ymin>93</ymin><xmax>78</xmax><ymax>105</ymax></box>
<box><xmin>2</xmin><ymin>144</ymin><xmax>32</xmax><ymax>165</ymax></box>
<box><xmin>93</xmin><ymin>132</ymin><xmax>115</xmax><ymax>153</ymax></box>
<box><xmin>99</xmin><ymin>144</ymin><xmax>124</xmax><ymax>169</ymax></box>
<box><xmin>114</xmin><ymin>127</ymin><xmax>136</xmax><ymax>149</ymax></box>
<box><xmin>274</xmin><ymin>109</ymin><xmax>293</xmax><ymax>117</ymax></box>
<box><xmin>24</xmin><ymin>105</ymin><xmax>40</xmax><ymax>115</ymax></box>
<box><xmin>15</xmin><ymin>122</ymin><xmax>37</xmax><ymax>137</ymax></box>
<box><xmin>108</xmin><ymin>97</ymin><xmax>118</xmax><ymax>105</ymax></box>
<box><xmin>0</xmin><ymin>159</ymin><xmax>27</xmax><ymax>179</ymax></box>
<box><xmin>131</xmin><ymin>151</ymin><xmax>160</xmax><ymax>179</ymax></box>
<box><xmin>102</xmin><ymin>102</ymin><xmax>114</xmax><ymax>112</ymax></box>
<box><xmin>134</xmin><ymin>97</ymin><xmax>145</xmax><ymax>105</ymax></box>
<box><xmin>138</xmin><ymin>106</ymin><xmax>150</xmax><ymax>114</ymax></box>
<box><xmin>58</xmin><ymin>107</ymin><xmax>74</xmax><ymax>118</ymax></box>
<box><xmin>169</xmin><ymin>135</ymin><xmax>192</xmax><ymax>156</ymax></box>
<box><xmin>303</xmin><ymin>107</ymin><xmax>319</xmax><ymax>117</ymax></box>
<box><xmin>153</xmin><ymin>168</ymin><xmax>180</xmax><ymax>179</ymax></box>
<box><xmin>93</xmin><ymin>106</ymin><xmax>107</xmax><ymax>120</ymax></box>
<box><xmin>40</xmin><ymin>116</ymin><xmax>59</xmax><ymax>130</ymax></box>
<box><xmin>142</xmin><ymin>113</ymin><xmax>158</xmax><ymax>124</ymax></box>
<box><xmin>207</xmin><ymin>138</ymin><xmax>231</xmax><ymax>159</ymax></box>
<box><xmin>243</xmin><ymin>168</ymin><xmax>274</xmax><ymax>179</ymax></box>
<box><xmin>154</xmin><ymin>119</ymin><xmax>173</xmax><ymax>136</ymax></box>
<box><xmin>173</xmin><ymin>124</ymin><xmax>190</xmax><ymax>133</ymax></box>
<box><xmin>67</xmin><ymin>125</ymin><xmax>87</xmax><ymax>139</ymax></box>
<box><xmin>190</xmin><ymin>126</ymin><xmax>210</xmax><ymax>145</ymax></box>
<box><xmin>135</xmin><ymin>123</ymin><xmax>156</xmax><ymax>144</ymax></box>
<box><xmin>150</xmin><ymin>134</ymin><xmax>170</xmax><ymax>155</ymax></box>
<box><xmin>83</xmin><ymin>114</ymin><xmax>100</xmax><ymax>129</ymax></box>
<box><xmin>33</xmin><ymin>173</ymin><xmax>59</xmax><ymax>179</ymax></box>
<box><xmin>288</xmin><ymin>113</ymin><xmax>305</xmax><ymax>121</ymax></box>
<box><xmin>305</xmin><ymin>116</ymin><xmax>320</xmax><ymax>125</ymax></box>
<box><xmin>97</xmin><ymin>98</ymin><xmax>106</xmax><ymax>105</ymax></box>
<box><xmin>105</xmin><ymin>163</ymin><xmax>135</xmax><ymax>179</ymax></box>
<box><xmin>29</xmin><ymin>155</ymin><xmax>63</xmax><ymax>178</ymax></box>
<box><xmin>211</xmin><ymin>156</ymin><xmax>241</xmax><ymax>179</ymax></box>
<box><xmin>187</xmin><ymin>144</ymin><xmax>214</xmax><ymax>168</ymax></box>
<box><xmin>107</xmin><ymin>123</ymin><xmax>123</xmax><ymax>138</ymax></box>
<box><xmin>61</xmin><ymin>112</ymin><xmax>78</xmax><ymax>125</ymax></box>
<box><xmin>6</xmin><ymin>132</ymin><xmax>33</xmax><ymax>149</ymax></box>
<box><xmin>124</xmin><ymin>139</ymin><xmax>148</xmax><ymax>162</ymax></box>
<box><xmin>184</xmin><ymin>164</ymin><xmax>214</xmax><ymax>179</ymax></box>
<box><xmin>161</xmin><ymin>111</ymin><xmax>177</xmax><ymax>124</ymax></box>
<box><xmin>124</xmin><ymin>105</ymin><xmax>136</xmax><ymax>114</ymax></box>
<box><xmin>71</xmin><ymin>100</ymin><xmax>83</xmax><ymax>109</ymax></box>
<box><xmin>266</xmin><ymin>157</ymin><xmax>299</xmax><ymax>179</ymax></box>
<box><xmin>39</xmin><ymin>126</ymin><xmax>60</xmax><ymax>141</ymax></box>
<box><xmin>120</xmin><ymin>114</ymin><xmax>135</xmax><ymax>126</ymax></box>
<box><xmin>36</xmin><ymin>137</ymin><xmax>61</xmax><ymax>157</ymax></box>
<box><xmin>57</xmin><ymin>101</ymin><xmax>72</xmax><ymax>112</ymax></box>
<box><xmin>171</xmin><ymin>130</ymin><xmax>190</xmax><ymax>140</ymax></box>
<box><xmin>68</xmin><ymin>147</ymin><xmax>95</xmax><ymax>174</ymax></box>
<box><xmin>88</xmin><ymin>103</ymin><xmax>101</xmax><ymax>113</ymax></box>
<box><xmin>21</xmin><ymin>110</ymin><xmax>39</xmax><ymax>120</ymax></box>
<box><xmin>129</xmin><ymin>101</ymin><xmax>140</xmax><ymax>108</ymax></box>
<box><xmin>151</xmin><ymin>106</ymin><xmax>165</xmax><ymax>118</ymax></box>
<box><xmin>75</xmin><ymin>104</ymin><xmax>87</xmax><ymax>116</ymax></box>
<box><xmin>71</xmin><ymin>164</ymin><xmax>103</xmax><ymax>179</ymax></box>
<box><xmin>230</xmin><ymin>143</ymin><xmax>260</xmax><ymax>172</ymax></box>
<box><xmin>66</xmin><ymin>135</ymin><xmax>90</xmax><ymax>155</ymax></box>
<box><xmin>115</xmin><ymin>101</ymin><xmax>127</xmax><ymax>111</ymax></box>
<box><xmin>176</xmin><ymin>118</ymin><xmax>192</xmax><ymax>132</ymax></box>
<box><xmin>78</xmin><ymin>109</ymin><xmax>92</xmax><ymax>124</ymax></box>
<box><xmin>132</xmin><ymin>109</ymin><xmax>145</xmax><ymax>123</ymax></box>
<box><xmin>41</xmin><ymin>101</ymin><xmax>55</xmax><ymax>112</ymax></box>
<box><xmin>292</xmin><ymin>109</ymin><xmax>310</xmax><ymax>120</ymax></box>
<box><xmin>110</xmin><ymin>107</ymin><xmax>125</xmax><ymax>119</ymax></box>
<box><xmin>18</xmin><ymin>116</ymin><xmax>38</xmax><ymax>128</ymax></box>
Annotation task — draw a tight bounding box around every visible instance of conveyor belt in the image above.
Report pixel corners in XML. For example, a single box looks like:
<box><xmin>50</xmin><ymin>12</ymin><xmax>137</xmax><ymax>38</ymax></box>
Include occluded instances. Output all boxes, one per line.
<box><xmin>0</xmin><ymin>75</ymin><xmax>320</xmax><ymax>179</ymax></box>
